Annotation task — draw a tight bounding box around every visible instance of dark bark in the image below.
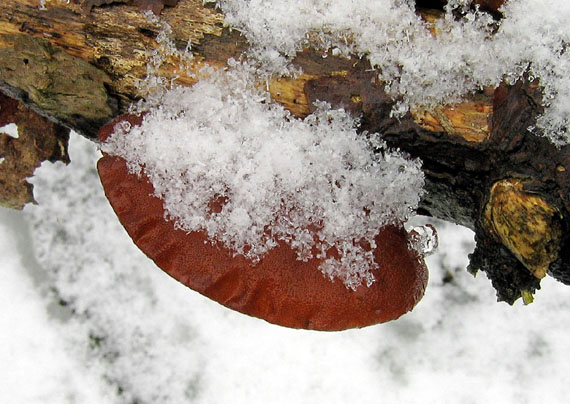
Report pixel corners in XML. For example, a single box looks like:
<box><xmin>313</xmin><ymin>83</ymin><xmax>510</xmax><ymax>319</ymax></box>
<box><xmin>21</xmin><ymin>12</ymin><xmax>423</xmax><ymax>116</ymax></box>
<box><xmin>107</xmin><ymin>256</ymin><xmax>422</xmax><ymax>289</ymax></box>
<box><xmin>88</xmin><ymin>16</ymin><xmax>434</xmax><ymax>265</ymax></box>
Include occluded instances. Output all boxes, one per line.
<box><xmin>305</xmin><ymin>63</ymin><xmax>570</xmax><ymax>303</ymax></box>
<box><xmin>0</xmin><ymin>93</ymin><xmax>70</xmax><ymax>209</ymax></box>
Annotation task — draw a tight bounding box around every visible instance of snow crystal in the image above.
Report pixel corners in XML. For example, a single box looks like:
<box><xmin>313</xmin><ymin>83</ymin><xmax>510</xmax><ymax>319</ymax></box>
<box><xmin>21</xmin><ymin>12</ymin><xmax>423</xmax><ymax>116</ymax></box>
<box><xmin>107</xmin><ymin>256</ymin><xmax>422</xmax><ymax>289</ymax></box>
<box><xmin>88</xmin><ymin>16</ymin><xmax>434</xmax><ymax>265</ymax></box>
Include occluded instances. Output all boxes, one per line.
<box><xmin>206</xmin><ymin>0</ymin><xmax>570</xmax><ymax>145</ymax></box>
<box><xmin>498</xmin><ymin>0</ymin><xmax>570</xmax><ymax>145</ymax></box>
<box><xmin>136</xmin><ymin>11</ymin><xmax>195</xmax><ymax>103</ymax></box>
<box><xmin>103</xmin><ymin>65</ymin><xmax>424</xmax><ymax>289</ymax></box>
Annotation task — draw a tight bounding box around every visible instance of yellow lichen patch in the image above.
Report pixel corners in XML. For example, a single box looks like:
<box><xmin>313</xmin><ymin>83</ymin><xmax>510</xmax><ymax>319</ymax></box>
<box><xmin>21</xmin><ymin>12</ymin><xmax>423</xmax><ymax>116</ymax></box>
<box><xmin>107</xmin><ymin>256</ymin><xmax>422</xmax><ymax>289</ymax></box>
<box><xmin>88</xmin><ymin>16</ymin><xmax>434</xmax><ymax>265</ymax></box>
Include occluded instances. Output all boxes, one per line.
<box><xmin>484</xmin><ymin>178</ymin><xmax>563</xmax><ymax>279</ymax></box>
<box><xmin>411</xmin><ymin>99</ymin><xmax>493</xmax><ymax>143</ymax></box>
<box><xmin>268</xmin><ymin>74</ymin><xmax>317</xmax><ymax>118</ymax></box>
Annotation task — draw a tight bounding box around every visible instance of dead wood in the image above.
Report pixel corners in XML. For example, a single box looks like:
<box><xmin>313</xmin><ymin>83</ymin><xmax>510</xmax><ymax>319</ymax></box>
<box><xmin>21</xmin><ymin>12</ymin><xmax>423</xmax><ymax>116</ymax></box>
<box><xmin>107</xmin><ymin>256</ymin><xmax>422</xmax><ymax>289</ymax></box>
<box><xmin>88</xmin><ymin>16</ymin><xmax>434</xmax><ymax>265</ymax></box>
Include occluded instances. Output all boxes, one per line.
<box><xmin>1</xmin><ymin>0</ymin><xmax>568</xmax><ymax>303</ymax></box>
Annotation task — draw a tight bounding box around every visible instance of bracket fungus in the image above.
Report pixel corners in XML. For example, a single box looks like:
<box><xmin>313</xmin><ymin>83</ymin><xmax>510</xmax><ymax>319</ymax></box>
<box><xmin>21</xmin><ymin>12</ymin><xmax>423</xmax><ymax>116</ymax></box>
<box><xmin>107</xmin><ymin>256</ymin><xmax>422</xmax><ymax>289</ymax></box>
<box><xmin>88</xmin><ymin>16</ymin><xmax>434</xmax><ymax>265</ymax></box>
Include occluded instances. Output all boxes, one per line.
<box><xmin>97</xmin><ymin>113</ymin><xmax>429</xmax><ymax>331</ymax></box>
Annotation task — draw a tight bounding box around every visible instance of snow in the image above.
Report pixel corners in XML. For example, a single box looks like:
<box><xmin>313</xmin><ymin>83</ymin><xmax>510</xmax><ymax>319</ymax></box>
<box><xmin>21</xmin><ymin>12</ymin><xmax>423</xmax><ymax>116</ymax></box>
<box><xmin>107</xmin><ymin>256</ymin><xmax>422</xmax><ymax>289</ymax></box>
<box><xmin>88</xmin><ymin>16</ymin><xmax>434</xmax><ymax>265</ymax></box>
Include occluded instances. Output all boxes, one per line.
<box><xmin>0</xmin><ymin>123</ymin><xmax>19</xmax><ymax>164</ymax></box>
<box><xmin>102</xmin><ymin>0</ymin><xmax>570</xmax><ymax>297</ymax></box>
<box><xmin>103</xmin><ymin>65</ymin><xmax>425</xmax><ymax>289</ymax></box>
<box><xmin>0</xmin><ymin>208</ymin><xmax>111</xmax><ymax>403</ymax></box>
<box><xmin>0</xmin><ymin>133</ymin><xmax>569</xmax><ymax>403</ymax></box>
<box><xmin>3</xmin><ymin>0</ymin><xmax>570</xmax><ymax>401</ymax></box>
<box><xmin>0</xmin><ymin>123</ymin><xmax>19</xmax><ymax>139</ymax></box>
<box><xmin>207</xmin><ymin>0</ymin><xmax>570</xmax><ymax>144</ymax></box>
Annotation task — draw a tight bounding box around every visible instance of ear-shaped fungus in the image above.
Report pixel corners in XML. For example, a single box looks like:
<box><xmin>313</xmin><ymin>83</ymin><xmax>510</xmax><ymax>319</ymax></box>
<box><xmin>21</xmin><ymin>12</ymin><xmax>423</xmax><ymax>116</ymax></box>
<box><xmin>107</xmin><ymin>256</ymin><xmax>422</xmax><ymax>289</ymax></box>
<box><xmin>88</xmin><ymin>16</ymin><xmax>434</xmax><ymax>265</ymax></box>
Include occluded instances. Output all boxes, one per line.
<box><xmin>97</xmin><ymin>115</ymin><xmax>428</xmax><ymax>330</ymax></box>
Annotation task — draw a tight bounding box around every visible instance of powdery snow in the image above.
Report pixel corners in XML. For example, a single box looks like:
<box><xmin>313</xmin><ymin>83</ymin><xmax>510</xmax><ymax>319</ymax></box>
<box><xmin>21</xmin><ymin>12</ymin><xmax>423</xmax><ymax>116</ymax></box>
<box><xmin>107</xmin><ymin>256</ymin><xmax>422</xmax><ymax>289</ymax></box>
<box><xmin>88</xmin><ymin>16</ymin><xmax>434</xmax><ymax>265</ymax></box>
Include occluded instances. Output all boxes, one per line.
<box><xmin>0</xmin><ymin>208</ymin><xmax>112</xmax><ymax>404</ymax></box>
<box><xmin>0</xmin><ymin>133</ymin><xmax>566</xmax><ymax>403</ymax></box>
<box><xmin>207</xmin><ymin>0</ymin><xmax>570</xmax><ymax>144</ymax></box>
<box><xmin>103</xmin><ymin>65</ymin><xmax>425</xmax><ymax>289</ymax></box>
<box><xmin>3</xmin><ymin>0</ymin><xmax>570</xmax><ymax>401</ymax></box>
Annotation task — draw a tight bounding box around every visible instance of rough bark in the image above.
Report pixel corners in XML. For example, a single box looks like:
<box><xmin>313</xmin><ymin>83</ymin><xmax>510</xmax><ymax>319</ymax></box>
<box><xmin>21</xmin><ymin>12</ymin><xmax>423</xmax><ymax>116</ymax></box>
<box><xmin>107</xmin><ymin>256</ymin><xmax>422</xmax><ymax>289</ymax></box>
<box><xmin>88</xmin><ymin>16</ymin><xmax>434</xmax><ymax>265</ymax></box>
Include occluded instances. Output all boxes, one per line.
<box><xmin>2</xmin><ymin>0</ymin><xmax>568</xmax><ymax>304</ymax></box>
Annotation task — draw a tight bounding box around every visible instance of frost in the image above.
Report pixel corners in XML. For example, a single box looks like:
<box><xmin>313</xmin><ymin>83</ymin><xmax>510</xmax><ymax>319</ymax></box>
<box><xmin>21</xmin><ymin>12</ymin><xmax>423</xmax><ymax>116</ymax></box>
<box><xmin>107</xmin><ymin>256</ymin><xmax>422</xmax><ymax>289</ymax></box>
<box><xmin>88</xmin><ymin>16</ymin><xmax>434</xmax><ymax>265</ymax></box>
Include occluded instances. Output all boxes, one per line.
<box><xmin>103</xmin><ymin>65</ymin><xmax>424</xmax><ymax>289</ymax></box>
<box><xmin>206</xmin><ymin>0</ymin><xmax>570</xmax><ymax>145</ymax></box>
<box><xmin>498</xmin><ymin>0</ymin><xmax>570</xmax><ymax>146</ymax></box>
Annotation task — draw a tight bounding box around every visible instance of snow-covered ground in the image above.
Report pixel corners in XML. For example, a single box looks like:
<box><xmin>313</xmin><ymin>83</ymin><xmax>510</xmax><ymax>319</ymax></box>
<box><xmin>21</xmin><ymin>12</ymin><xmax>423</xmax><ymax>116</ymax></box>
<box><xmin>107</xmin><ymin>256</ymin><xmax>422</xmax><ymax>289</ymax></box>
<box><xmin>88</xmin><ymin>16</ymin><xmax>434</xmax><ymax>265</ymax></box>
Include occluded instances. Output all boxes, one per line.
<box><xmin>1</xmin><ymin>133</ymin><xmax>570</xmax><ymax>403</ymax></box>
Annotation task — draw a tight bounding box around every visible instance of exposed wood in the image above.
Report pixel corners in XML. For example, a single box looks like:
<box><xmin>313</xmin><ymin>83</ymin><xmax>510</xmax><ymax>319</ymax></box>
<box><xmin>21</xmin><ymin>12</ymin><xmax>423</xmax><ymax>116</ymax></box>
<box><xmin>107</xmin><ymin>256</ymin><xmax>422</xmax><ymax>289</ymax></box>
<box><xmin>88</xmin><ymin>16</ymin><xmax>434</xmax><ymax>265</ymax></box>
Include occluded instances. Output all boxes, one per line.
<box><xmin>79</xmin><ymin>0</ymin><xmax>180</xmax><ymax>15</ymax></box>
<box><xmin>411</xmin><ymin>96</ymin><xmax>493</xmax><ymax>143</ymax></box>
<box><xmin>1</xmin><ymin>0</ymin><xmax>569</xmax><ymax>304</ymax></box>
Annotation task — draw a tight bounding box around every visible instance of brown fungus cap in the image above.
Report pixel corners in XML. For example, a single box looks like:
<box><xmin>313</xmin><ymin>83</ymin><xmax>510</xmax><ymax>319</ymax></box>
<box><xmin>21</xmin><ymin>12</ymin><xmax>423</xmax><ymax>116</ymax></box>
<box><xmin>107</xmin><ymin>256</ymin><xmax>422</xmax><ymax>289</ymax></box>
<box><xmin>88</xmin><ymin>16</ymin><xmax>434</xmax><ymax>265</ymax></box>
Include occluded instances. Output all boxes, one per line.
<box><xmin>97</xmin><ymin>114</ymin><xmax>428</xmax><ymax>330</ymax></box>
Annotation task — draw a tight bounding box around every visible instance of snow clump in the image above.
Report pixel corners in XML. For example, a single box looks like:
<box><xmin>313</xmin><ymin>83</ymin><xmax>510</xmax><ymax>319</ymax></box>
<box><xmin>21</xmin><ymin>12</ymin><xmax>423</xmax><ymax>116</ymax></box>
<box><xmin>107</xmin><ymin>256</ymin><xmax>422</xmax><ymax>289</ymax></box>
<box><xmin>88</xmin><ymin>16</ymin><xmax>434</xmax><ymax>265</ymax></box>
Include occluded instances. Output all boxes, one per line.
<box><xmin>207</xmin><ymin>0</ymin><xmax>570</xmax><ymax>145</ymax></box>
<box><xmin>0</xmin><ymin>123</ymin><xmax>19</xmax><ymax>139</ymax></box>
<box><xmin>103</xmin><ymin>65</ymin><xmax>425</xmax><ymax>289</ymax></box>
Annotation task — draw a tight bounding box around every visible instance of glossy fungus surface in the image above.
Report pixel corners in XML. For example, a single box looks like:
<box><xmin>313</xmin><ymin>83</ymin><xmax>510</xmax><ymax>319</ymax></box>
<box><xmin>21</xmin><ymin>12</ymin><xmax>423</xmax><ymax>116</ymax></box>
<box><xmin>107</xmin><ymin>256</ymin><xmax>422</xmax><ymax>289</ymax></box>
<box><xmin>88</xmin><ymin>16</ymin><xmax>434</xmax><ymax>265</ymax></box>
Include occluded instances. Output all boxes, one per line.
<box><xmin>97</xmin><ymin>115</ymin><xmax>428</xmax><ymax>330</ymax></box>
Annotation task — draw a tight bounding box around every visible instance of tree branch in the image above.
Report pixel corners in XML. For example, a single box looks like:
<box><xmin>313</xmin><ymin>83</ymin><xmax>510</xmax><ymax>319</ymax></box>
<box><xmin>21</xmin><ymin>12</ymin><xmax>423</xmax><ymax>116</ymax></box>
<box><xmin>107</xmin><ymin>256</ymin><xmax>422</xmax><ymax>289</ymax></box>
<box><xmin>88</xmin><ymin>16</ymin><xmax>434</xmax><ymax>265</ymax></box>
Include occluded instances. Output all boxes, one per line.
<box><xmin>1</xmin><ymin>0</ymin><xmax>568</xmax><ymax>303</ymax></box>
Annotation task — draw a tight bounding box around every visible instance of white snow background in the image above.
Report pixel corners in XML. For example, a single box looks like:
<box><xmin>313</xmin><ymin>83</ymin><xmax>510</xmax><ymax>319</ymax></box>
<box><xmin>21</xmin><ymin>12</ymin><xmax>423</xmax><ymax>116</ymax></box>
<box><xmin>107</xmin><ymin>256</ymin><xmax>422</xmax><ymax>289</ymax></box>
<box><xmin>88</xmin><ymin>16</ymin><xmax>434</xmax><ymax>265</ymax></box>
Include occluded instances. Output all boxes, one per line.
<box><xmin>1</xmin><ymin>132</ymin><xmax>570</xmax><ymax>403</ymax></box>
